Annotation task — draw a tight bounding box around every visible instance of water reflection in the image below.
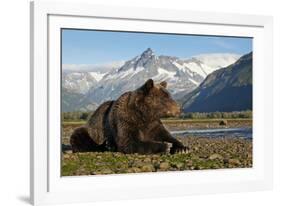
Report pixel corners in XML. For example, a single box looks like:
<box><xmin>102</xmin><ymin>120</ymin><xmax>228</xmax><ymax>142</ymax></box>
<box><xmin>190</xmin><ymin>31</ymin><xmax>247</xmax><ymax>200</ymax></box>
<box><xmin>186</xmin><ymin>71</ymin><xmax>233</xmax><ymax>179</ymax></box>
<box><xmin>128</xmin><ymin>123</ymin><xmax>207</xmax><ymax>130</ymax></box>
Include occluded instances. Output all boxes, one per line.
<box><xmin>171</xmin><ymin>128</ymin><xmax>252</xmax><ymax>139</ymax></box>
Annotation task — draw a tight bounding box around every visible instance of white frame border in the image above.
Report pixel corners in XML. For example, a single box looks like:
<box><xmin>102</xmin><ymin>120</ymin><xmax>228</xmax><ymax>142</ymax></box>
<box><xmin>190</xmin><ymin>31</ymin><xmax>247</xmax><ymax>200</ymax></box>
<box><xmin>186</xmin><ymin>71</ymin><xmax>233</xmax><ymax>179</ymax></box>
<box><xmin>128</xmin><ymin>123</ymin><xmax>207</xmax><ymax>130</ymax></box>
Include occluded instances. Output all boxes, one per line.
<box><xmin>30</xmin><ymin>1</ymin><xmax>273</xmax><ymax>205</ymax></box>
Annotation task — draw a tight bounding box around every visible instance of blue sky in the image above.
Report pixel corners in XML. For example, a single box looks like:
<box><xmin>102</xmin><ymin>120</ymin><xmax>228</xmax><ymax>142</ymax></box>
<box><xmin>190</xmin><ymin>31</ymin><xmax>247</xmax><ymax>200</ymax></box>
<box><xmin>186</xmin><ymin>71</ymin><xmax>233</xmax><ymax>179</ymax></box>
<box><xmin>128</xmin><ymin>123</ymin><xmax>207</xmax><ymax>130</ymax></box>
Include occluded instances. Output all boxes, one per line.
<box><xmin>62</xmin><ymin>29</ymin><xmax>252</xmax><ymax>65</ymax></box>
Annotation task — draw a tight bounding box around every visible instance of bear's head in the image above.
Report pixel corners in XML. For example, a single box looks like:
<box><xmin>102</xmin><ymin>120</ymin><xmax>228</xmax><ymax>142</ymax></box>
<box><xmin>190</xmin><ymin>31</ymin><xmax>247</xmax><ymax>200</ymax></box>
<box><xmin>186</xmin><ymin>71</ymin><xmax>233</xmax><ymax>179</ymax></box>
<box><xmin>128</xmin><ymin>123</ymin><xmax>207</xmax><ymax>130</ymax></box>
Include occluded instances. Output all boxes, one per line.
<box><xmin>132</xmin><ymin>79</ymin><xmax>181</xmax><ymax>119</ymax></box>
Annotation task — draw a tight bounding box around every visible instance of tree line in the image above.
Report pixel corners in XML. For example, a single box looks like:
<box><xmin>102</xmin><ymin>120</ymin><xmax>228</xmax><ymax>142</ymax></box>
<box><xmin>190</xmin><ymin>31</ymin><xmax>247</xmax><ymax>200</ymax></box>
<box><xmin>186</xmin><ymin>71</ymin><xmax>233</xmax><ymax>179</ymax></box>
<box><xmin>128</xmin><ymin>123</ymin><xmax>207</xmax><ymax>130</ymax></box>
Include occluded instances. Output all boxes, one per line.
<box><xmin>62</xmin><ymin>111</ymin><xmax>90</xmax><ymax>121</ymax></box>
<box><xmin>180</xmin><ymin>110</ymin><xmax>252</xmax><ymax>119</ymax></box>
<box><xmin>62</xmin><ymin>110</ymin><xmax>252</xmax><ymax>121</ymax></box>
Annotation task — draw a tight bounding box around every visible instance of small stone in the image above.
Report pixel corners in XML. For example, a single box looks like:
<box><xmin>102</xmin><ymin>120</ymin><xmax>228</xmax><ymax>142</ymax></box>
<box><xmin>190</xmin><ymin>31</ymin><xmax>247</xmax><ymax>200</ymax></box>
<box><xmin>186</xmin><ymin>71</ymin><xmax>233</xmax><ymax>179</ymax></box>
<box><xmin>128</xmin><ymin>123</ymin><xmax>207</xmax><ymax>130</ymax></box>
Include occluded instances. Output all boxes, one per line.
<box><xmin>159</xmin><ymin>162</ymin><xmax>170</xmax><ymax>170</ymax></box>
<box><xmin>101</xmin><ymin>169</ymin><xmax>113</xmax><ymax>174</ymax></box>
<box><xmin>209</xmin><ymin>153</ymin><xmax>223</xmax><ymax>160</ymax></box>
<box><xmin>141</xmin><ymin>164</ymin><xmax>155</xmax><ymax>172</ymax></box>
<box><xmin>63</xmin><ymin>154</ymin><xmax>70</xmax><ymax>159</ymax></box>
<box><xmin>228</xmin><ymin>159</ymin><xmax>241</xmax><ymax>166</ymax></box>
<box><xmin>127</xmin><ymin>167</ymin><xmax>142</xmax><ymax>173</ymax></box>
<box><xmin>185</xmin><ymin>160</ymin><xmax>193</xmax><ymax>166</ymax></box>
<box><xmin>126</xmin><ymin>168</ymin><xmax>133</xmax><ymax>173</ymax></box>
<box><xmin>219</xmin><ymin>120</ymin><xmax>228</xmax><ymax>126</ymax></box>
<box><xmin>93</xmin><ymin>171</ymin><xmax>103</xmax><ymax>175</ymax></box>
<box><xmin>152</xmin><ymin>154</ymin><xmax>160</xmax><ymax>159</ymax></box>
<box><xmin>114</xmin><ymin>153</ymin><xmax>122</xmax><ymax>157</ymax></box>
<box><xmin>64</xmin><ymin>150</ymin><xmax>72</xmax><ymax>154</ymax></box>
<box><xmin>246</xmin><ymin>152</ymin><xmax>253</xmax><ymax>158</ymax></box>
<box><xmin>131</xmin><ymin>167</ymin><xmax>142</xmax><ymax>173</ymax></box>
<box><xmin>175</xmin><ymin>162</ymin><xmax>184</xmax><ymax>169</ymax></box>
<box><xmin>152</xmin><ymin>159</ymin><xmax>159</xmax><ymax>164</ymax></box>
<box><xmin>136</xmin><ymin>162</ymin><xmax>146</xmax><ymax>168</ymax></box>
<box><xmin>143</xmin><ymin>157</ymin><xmax>151</xmax><ymax>163</ymax></box>
<box><xmin>210</xmin><ymin>163</ymin><xmax>221</xmax><ymax>169</ymax></box>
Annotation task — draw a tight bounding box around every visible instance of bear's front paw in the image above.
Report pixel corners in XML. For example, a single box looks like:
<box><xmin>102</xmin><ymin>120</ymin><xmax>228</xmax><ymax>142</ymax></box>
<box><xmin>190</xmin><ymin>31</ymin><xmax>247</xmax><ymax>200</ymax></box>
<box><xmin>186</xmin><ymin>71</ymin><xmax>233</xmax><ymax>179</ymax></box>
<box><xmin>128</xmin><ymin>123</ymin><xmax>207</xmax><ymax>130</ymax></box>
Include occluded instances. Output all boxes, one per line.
<box><xmin>166</xmin><ymin>143</ymin><xmax>173</xmax><ymax>154</ymax></box>
<box><xmin>170</xmin><ymin>145</ymin><xmax>189</xmax><ymax>154</ymax></box>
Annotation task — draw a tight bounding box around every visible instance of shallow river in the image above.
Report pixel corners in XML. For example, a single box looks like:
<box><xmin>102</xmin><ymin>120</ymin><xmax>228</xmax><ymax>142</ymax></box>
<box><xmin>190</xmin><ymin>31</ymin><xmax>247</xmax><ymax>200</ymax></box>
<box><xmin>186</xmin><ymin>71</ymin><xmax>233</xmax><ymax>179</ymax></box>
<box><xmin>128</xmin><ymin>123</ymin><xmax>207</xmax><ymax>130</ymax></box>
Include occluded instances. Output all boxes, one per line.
<box><xmin>171</xmin><ymin>127</ymin><xmax>252</xmax><ymax>139</ymax></box>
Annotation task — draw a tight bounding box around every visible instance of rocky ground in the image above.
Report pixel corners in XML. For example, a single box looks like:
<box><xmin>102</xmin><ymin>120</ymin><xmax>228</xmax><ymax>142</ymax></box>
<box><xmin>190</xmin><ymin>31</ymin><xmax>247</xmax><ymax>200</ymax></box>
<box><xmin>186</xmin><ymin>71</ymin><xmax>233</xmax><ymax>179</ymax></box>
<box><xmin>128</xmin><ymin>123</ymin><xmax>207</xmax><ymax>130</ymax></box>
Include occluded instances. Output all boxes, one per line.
<box><xmin>62</xmin><ymin>136</ymin><xmax>252</xmax><ymax>176</ymax></box>
<box><xmin>61</xmin><ymin>120</ymin><xmax>252</xmax><ymax>176</ymax></box>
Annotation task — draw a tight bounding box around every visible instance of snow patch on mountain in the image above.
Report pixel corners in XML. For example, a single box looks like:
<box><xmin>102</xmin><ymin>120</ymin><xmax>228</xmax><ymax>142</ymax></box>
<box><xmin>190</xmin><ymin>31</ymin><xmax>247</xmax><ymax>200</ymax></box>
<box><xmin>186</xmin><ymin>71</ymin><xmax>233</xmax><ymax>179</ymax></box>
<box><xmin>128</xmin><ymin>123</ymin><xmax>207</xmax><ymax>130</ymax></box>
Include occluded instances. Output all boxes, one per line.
<box><xmin>189</xmin><ymin>78</ymin><xmax>199</xmax><ymax>86</ymax></box>
<box><xmin>181</xmin><ymin>53</ymin><xmax>241</xmax><ymax>78</ymax></box>
<box><xmin>193</xmin><ymin>53</ymin><xmax>241</xmax><ymax>70</ymax></box>
<box><xmin>172</xmin><ymin>61</ymin><xmax>194</xmax><ymax>77</ymax></box>
<box><xmin>154</xmin><ymin>67</ymin><xmax>176</xmax><ymax>80</ymax></box>
<box><xmin>183</xmin><ymin>62</ymin><xmax>207</xmax><ymax>78</ymax></box>
<box><xmin>89</xmin><ymin>72</ymin><xmax>106</xmax><ymax>82</ymax></box>
<box><xmin>62</xmin><ymin>72</ymin><xmax>97</xmax><ymax>94</ymax></box>
<box><xmin>62</xmin><ymin>49</ymin><xmax>242</xmax><ymax>112</ymax></box>
<box><xmin>104</xmin><ymin>66</ymin><xmax>145</xmax><ymax>80</ymax></box>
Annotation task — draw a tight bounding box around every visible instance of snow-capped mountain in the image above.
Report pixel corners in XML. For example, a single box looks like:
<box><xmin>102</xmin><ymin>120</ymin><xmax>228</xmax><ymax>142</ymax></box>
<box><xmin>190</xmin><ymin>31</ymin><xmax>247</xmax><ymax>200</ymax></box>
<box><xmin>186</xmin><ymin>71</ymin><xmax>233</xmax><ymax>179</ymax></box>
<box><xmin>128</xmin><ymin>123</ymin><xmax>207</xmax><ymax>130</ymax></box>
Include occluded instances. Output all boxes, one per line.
<box><xmin>62</xmin><ymin>61</ymin><xmax>124</xmax><ymax>94</ymax></box>
<box><xmin>78</xmin><ymin>48</ymin><xmax>204</xmax><ymax>107</ymax></box>
<box><xmin>62</xmin><ymin>48</ymin><xmax>241</xmax><ymax>112</ymax></box>
<box><xmin>62</xmin><ymin>72</ymin><xmax>98</xmax><ymax>94</ymax></box>
<box><xmin>182</xmin><ymin>53</ymin><xmax>241</xmax><ymax>78</ymax></box>
<box><xmin>181</xmin><ymin>52</ymin><xmax>252</xmax><ymax>112</ymax></box>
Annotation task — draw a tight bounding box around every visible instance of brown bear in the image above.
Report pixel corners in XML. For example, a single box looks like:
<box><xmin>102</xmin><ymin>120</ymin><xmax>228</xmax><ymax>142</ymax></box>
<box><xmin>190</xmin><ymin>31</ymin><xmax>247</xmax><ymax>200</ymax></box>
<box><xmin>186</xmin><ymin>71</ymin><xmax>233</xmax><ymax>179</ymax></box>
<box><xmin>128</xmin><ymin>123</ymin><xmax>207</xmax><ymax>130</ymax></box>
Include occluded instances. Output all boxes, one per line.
<box><xmin>70</xmin><ymin>79</ymin><xmax>188</xmax><ymax>154</ymax></box>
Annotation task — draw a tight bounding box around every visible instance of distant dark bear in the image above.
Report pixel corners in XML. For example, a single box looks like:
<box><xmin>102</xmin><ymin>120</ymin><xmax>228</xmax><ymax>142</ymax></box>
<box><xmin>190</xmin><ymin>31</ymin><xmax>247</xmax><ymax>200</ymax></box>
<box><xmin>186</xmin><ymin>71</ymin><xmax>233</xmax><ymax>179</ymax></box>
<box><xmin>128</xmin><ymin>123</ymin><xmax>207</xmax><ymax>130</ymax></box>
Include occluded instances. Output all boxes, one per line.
<box><xmin>70</xmin><ymin>79</ymin><xmax>188</xmax><ymax>154</ymax></box>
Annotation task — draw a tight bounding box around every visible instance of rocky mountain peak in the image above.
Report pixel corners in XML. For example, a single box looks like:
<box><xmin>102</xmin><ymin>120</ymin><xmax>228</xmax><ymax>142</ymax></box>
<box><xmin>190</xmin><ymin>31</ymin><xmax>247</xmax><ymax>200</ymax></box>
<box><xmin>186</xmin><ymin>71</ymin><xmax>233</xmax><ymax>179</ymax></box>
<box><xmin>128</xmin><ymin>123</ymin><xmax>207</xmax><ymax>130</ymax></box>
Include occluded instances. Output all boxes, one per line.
<box><xmin>117</xmin><ymin>48</ymin><xmax>156</xmax><ymax>72</ymax></box>
<box><xmin>62</xmin><ymin>49</ymin><xmax>243</xmax><ymax>112</ymax></box>
<box><xmin>138</xmin><ymin>48</ymin><xmax>155</xmax><ymax>63</ymax></box>
<box><xmin>141</xmin><ymin>48</ymin><xmax>154</xmax><ymax>57</ymax></box>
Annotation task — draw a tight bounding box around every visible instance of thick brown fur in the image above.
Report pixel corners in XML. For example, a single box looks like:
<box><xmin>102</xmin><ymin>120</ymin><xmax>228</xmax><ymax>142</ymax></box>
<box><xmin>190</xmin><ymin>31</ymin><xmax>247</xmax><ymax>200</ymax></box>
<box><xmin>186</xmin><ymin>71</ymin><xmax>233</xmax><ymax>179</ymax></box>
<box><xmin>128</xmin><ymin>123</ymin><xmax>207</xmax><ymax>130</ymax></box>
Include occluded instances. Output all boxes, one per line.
<box><xmin>70</xmin><ymin>79</ymin><xmax>188</xmax><ymax>154</ymax></box>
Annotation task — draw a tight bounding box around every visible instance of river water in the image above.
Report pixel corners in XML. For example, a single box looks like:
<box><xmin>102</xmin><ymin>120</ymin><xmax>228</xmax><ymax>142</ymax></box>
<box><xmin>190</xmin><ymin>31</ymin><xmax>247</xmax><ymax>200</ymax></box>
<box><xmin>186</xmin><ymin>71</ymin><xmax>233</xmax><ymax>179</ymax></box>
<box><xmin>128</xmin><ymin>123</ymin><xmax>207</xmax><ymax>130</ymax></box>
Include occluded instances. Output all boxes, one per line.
<box><xmin>171</xmin><ymin>127</ymin><xmax>252</xmax><ymax>139</ymax></box>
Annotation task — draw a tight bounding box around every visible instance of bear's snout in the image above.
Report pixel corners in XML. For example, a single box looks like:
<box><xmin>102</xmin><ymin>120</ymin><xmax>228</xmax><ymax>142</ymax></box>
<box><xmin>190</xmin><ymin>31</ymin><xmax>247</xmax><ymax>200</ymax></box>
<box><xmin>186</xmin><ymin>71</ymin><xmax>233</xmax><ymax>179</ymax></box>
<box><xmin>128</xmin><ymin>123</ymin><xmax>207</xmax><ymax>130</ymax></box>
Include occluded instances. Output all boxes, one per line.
<box><xmin>166</xmin><ymin>103</ymin><xmax>181</xmax><ymax>117</ymax></box>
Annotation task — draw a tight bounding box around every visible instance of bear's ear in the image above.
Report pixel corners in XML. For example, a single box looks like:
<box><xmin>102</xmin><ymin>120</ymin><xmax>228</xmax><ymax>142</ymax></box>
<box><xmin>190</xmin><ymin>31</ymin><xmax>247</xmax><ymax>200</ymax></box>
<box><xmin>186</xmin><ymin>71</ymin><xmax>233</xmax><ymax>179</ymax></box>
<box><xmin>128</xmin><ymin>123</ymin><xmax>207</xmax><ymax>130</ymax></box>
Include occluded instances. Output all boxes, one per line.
<box><xmin>160</xmin><ymin>81</ymin><xmax>167</xmax><ymax>88</ymax></box>
<box><xmin>140</xmin><ymin>79</ymin><xmax>154</xmax><ymax>94</ymax></box>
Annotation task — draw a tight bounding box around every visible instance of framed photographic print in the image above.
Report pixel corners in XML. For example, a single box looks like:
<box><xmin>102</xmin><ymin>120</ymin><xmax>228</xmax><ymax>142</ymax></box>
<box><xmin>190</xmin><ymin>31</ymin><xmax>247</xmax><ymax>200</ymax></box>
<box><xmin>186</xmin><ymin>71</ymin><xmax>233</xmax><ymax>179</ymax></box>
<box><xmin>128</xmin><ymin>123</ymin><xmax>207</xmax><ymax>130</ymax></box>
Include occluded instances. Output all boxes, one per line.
<box><xmin>30</xmin><ymin>1</ymin><xmax>273</xmax><ymax>205</ymax></box>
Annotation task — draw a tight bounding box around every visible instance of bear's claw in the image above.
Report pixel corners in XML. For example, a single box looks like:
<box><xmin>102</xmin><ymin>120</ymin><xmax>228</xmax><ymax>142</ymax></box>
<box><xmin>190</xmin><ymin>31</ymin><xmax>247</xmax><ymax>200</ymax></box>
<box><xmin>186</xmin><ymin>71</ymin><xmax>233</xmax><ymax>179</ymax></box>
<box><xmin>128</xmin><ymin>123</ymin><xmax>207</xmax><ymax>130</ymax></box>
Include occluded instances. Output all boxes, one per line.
<box><xmin>170</xmin><ymin>145</ymin><xmax>189</xmax><ymax>154</ymax></box>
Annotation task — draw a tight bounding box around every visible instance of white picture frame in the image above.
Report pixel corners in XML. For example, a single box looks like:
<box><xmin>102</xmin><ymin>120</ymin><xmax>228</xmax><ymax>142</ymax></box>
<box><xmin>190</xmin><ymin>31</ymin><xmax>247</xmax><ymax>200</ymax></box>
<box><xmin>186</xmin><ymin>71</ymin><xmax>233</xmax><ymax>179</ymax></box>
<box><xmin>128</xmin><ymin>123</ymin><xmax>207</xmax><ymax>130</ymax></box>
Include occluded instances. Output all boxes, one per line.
<box><xmin>30</xmin><ymin>1</ymin><xmax>273</xmax><ymax>205</ymax></box>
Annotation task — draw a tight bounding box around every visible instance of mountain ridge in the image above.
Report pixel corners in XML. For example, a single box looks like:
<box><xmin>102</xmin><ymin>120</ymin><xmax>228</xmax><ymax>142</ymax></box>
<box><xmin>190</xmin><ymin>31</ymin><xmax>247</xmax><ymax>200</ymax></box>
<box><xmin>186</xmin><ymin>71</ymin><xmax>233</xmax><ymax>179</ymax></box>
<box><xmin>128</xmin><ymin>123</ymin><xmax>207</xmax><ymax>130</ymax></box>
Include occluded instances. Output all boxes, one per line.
<box><xmin>181</xmin><ymin>52</ymin><xmax>252</xmax><ymax>112</ymax></box>
<box><xmin>62</xmin><ymin>48</ymin><xmax>242</xmax><ymax>112</ymax></box>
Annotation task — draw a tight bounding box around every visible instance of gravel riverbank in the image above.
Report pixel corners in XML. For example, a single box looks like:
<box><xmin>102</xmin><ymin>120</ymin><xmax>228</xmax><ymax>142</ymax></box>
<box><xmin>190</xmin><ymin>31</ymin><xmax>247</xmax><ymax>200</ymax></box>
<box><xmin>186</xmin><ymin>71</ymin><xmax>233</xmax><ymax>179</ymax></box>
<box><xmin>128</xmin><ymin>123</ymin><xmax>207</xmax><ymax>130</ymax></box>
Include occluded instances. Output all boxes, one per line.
<box><xmin>62</xmin><ymin>136</ymin><xmax>252</xmax><ymax>176</ymax></box>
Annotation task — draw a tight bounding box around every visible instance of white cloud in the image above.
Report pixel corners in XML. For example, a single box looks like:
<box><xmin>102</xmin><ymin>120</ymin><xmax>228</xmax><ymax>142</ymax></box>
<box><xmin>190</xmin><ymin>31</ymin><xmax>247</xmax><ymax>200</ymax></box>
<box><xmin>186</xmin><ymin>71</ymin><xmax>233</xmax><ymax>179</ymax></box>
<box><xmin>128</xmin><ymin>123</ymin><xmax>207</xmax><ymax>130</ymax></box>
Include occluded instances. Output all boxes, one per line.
<box><xmin>62</xmin><ymin>61</ymin><xmax>125</xmax><ymax>73</ymax></box>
